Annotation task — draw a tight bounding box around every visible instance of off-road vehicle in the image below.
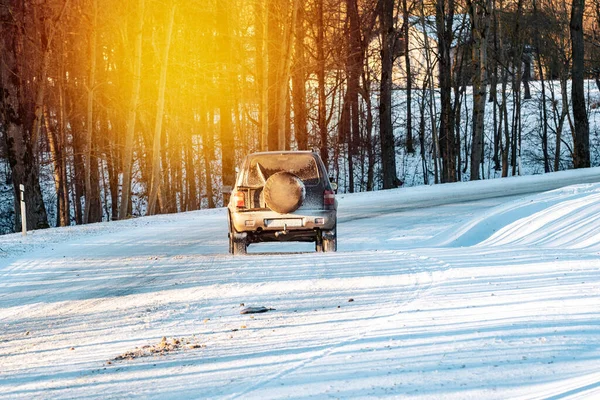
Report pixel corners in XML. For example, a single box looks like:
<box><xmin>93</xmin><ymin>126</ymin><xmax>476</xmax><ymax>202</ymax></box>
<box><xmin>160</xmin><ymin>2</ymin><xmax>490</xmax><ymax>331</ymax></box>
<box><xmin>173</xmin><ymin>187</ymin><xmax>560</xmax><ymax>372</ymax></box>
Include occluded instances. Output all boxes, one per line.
<box><xmin>227</xmin><ymin>151</ymin><xmax>337</xmax><ymax>254</ymax></box>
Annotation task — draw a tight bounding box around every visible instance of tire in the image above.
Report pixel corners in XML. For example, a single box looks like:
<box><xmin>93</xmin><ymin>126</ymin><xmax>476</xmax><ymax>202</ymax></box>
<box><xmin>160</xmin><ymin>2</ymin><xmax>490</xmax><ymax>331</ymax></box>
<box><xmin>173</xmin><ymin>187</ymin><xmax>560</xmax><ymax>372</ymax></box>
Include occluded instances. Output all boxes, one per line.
<box><xmin>228</xmin><ymin>213</ymin><xmax>234</xmax><ymax>254</ymax></box>
<box><xmin>319</xmin><ymin>226</ymin><xmax>337</xmax><ymax>253</ymax></box>
<box><xmin>232</xmin><ymin>238</ymin><xmax>247</xmax><ymax>255</ymax></box>
<box><xmin>315</xmin><ymin>237</ymin><xmax>324</xmax><ymax>253</ymax></box>
<box><xmin>323</xmin><ymin>236</ymin><xmax>337</xmax><ymax>252</ymax></box>
<box><xmin>263</xmin><ymin>171</ymin><xmax>305</xmax><ymax>214</ymax></box>
<box><xmin>228</xmin><ymin>211</ymin><xmax>247</xmax><ymax>255</ymax></box>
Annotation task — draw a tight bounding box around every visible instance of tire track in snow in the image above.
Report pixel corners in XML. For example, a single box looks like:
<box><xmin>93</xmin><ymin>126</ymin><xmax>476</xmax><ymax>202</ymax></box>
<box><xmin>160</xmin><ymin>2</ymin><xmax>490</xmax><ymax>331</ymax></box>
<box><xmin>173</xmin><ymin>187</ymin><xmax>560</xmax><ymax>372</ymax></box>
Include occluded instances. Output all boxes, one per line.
<box><xmin>512</xmin><ymin>370</ymin><xmax>600</xmax><ymax>400</ymax></box>
<box><xmin>226</xmin><ymin>250</ymin><xmax>452</xmax><ymax>399</ymax></box>
<box><xmin>0</xmin><ymin>255</ymin><xmax>158</xmax><ymax>324</ymax></box>
<box><xmin>0</xmin><ymin>253</ymin><xmax>219</xmax><ymax>360</ymax></box>
<box><xmin>0</xmin><ymin>254</ymin><xmax>228</xmax><ymax>390</ymax></box>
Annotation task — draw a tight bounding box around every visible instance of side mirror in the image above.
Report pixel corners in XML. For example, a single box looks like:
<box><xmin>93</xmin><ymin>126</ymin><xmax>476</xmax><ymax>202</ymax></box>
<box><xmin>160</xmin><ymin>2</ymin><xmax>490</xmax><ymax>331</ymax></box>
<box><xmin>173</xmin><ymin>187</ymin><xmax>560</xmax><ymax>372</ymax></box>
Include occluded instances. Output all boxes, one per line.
<box><xmin>222</xmin><ymin>185</ymin><xmax>233</xmax><ymax>195</ymax></box>
<box><xmin>330</xmin><ymin>182</ymin><xmax>338</xmax><ymax>192</ymax></box>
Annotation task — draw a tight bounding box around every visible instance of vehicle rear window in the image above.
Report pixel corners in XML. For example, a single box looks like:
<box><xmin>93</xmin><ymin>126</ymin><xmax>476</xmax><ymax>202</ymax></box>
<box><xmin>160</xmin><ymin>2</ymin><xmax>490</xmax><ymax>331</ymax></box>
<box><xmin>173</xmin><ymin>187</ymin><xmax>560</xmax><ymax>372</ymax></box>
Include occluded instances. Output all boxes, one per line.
<box><xmin>244</xmin><ymin>154</ymin><xmax>320</xmax><ymax>187</ymax></box>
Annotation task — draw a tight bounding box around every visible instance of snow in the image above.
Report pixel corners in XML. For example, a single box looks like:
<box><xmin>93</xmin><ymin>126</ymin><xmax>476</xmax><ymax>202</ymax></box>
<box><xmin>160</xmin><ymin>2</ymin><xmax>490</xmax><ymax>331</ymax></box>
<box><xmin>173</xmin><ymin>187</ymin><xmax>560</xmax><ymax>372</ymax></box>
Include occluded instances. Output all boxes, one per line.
<box><xmin>1</xmin><ymin>169</ymin><xmax>600</xmax><ymax>399</ymax></box>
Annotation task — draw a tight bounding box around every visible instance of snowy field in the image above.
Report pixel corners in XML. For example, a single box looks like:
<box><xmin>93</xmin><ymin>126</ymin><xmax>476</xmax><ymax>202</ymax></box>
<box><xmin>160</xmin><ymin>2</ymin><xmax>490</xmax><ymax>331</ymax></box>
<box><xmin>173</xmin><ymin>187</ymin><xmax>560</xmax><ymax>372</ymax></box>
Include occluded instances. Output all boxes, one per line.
<box><xmin>1</xmin><ymin>169</ymin><xmax>600</xmax><ymax>399</ymax></box>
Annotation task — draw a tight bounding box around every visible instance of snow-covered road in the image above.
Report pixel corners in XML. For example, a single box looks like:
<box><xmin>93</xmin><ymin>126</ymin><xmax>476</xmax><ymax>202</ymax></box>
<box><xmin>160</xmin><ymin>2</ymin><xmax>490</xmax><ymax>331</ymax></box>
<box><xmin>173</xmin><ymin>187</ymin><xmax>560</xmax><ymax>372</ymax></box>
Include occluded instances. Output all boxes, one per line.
<box><xmin>1</xmin><ymin>169</ymin><xmax>600</xmax><ymax>399</ymax></box>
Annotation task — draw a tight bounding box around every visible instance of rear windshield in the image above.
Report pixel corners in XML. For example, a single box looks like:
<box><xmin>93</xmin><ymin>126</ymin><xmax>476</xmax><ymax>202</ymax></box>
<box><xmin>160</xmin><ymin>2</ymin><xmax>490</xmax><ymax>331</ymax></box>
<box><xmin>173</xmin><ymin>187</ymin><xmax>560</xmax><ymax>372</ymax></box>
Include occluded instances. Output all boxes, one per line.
<box><xmin>243</xmin><ymin>154</ymin><xmax>321</xmax><ymax>187</ymax></box>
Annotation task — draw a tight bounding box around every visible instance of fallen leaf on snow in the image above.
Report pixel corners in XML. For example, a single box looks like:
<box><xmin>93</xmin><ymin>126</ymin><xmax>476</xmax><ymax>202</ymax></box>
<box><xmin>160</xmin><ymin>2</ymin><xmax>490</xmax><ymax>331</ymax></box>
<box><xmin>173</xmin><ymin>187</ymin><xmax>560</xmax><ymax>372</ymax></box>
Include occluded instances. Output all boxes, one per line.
<box><xmin>111</xmin><ymin>336</ymin><xmax>203</xmax><ymax>362</ymax></box>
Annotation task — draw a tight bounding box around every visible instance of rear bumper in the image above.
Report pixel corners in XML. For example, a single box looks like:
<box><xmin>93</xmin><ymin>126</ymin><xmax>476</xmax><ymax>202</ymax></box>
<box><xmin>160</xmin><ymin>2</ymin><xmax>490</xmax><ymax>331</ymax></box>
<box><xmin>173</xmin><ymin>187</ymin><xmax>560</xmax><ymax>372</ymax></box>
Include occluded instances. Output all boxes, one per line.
<box><xmin>230</xmin><ymin>208</ymin><xmax>336</xmax><ymax>237</ymax></box>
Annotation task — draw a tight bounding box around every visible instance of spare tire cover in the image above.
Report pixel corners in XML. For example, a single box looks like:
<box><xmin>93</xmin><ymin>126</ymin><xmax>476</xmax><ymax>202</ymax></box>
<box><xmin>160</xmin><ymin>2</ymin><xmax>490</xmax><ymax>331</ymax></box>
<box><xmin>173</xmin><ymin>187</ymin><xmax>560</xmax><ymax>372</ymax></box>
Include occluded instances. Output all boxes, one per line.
<box><xmin>263</xmin><ymin>171</ymin><xmax>306</xmax><ymax>214</ymax></box>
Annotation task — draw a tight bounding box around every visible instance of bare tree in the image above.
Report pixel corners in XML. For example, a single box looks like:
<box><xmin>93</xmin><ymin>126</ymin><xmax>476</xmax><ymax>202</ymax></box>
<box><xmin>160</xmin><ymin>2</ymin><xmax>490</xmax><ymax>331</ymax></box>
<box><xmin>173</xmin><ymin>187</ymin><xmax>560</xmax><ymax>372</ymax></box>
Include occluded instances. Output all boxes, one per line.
<box><xmin>571</xmin><ymin>0</ymin><xmax>590</xmax><ymax>168</ymax></box>
<box><xmin>436</xmin><ymin>0</ymin><xmax>458</xmax><ymax>183</ymax></box>
<box><xmin>84</xmin><ymin>0</ymin><xmax>102</xmax><ymax>224</ymax></box>
<box><xmin>380</xmin><ymin>0</ymin><xmax>399</xmax><ymax>189</ymax></box>
<box><xmin>468</xmin><ymin>0</ymin><xmax>492</xmax><ymax>180</ymax></box>
<box><xmin>119</xmin><ymin>0</ymin><xmax>145</xmax><ymax>220</ymax></box>
<box><xmin>256</xmin><ymin>0</ymin><xmax>269</xmax><ymax>151</ymax></box>
<box><xmin>341</xmin><ymin>0</ymin><xmax>363</xmax><ymax>192</ymax></box>
<box><xmin>402</xmin><ymin>0</ymin><xmax>415</xmax><ymax>154</ymax></box>
<box><xmin>317</xmin><ymin>0</ymin><xmax>329</xmax><ymax>167</ymax></box>
<box><xmin>292</xmin><ymin>1</ymin><xmax>308</xmax><ymax>150</ymax></box>
<box><xmin>216</xmin><ymin>1</ymin><xmax>237</xmax><ymax>202</ymax></box>
<box><xmin>276</xmin><ymin>0</ymin><xmax>300</xmax><ymax>150</ymax></box>
<box><xmin>148</xmin><ymin>2</ymin><xmax>176</xmax><ymax>215</ymax></box>
<box><xmin>531</xmin><ymin>0</ymin><xmax>550</xmax><ymax>172</ymax></box>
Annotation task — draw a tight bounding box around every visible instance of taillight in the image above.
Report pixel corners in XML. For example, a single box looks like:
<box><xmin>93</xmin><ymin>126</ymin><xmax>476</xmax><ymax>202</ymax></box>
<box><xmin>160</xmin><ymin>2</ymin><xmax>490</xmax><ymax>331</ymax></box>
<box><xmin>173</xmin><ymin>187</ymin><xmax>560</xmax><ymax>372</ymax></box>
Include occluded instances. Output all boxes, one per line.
<box><xmin>324</xmin><ymin>190</ymin><xmax>335</xmax><ymax>206</ymax></box>
<box><xmin>233</xmin><ymin>191</ymin><xmax>246</xmax><ymax>208</ymax></box>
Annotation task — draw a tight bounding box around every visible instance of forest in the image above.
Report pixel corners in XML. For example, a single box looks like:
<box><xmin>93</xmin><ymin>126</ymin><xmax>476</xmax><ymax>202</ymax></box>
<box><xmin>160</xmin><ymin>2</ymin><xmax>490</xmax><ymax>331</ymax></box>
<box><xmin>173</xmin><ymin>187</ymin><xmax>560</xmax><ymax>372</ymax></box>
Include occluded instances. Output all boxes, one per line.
<box><xmin>0</xmin><ymin>0</ymin><xmax>599</xmax><ymax>234</ymax></box>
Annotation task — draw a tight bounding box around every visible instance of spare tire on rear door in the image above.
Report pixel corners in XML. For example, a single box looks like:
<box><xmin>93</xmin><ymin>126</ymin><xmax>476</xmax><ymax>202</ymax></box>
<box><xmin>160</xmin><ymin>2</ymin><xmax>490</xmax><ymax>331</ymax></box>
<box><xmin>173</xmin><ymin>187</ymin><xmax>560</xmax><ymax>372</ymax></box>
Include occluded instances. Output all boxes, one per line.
<box><xmin>263</xmin><ymin>171</ymin><xmax>306</xmax><ymax>214</ymax></box>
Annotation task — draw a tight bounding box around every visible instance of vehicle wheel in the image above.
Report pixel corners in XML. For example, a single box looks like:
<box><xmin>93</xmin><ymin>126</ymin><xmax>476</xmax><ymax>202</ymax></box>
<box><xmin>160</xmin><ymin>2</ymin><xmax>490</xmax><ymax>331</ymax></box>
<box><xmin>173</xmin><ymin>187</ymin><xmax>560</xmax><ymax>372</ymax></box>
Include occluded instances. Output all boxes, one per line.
<box><xmin>227</xmin><ymin>212</ymin><xmax>234</xmax><ymax>254</ymax></box>
<box><xmin>232</xmin><ymin>237</ymin><xmax>247</xmax><ymax>255</ymax></box>
<box><xmin>315</xmin><ymin>237</ymin><xmax>323</xmax><ymax>253</ymax></box>
<box><xmin>263</xmin><ymin>171</ymin><xmax>306</xmax><ymax>214</ymax></box>
<box><xmin>228</xmin><ymin>211</ymin><xmax>246</xmax><ymax>255</ymax></box>
<box><xmin>228</xmin><ymin>233</ymin><xmax>234</xmax><ymax>254</ymax></box>
<box><xmin>323</xmin><ymin>237</ymin><xmax>337</xmax><ymax>252</ymax></box>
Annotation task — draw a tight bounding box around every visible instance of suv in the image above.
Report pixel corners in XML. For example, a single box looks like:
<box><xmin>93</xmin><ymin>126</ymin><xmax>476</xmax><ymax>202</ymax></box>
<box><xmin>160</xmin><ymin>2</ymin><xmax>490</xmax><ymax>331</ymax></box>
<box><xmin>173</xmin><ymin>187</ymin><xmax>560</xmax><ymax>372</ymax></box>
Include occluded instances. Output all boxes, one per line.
<box><xmin>227</xmin><ymin>151</ymin><xmax>337</xmax><ymax>254</ymax></box>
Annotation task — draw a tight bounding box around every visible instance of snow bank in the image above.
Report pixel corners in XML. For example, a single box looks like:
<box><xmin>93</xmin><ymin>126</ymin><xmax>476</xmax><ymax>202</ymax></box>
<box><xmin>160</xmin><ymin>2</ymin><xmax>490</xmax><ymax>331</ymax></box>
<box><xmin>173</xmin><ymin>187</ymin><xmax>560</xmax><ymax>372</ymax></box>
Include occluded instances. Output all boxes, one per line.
<box><xmin>435</xmin><ymin>183</ymin><xmax>600</xmax><ymax>251</ymax></box>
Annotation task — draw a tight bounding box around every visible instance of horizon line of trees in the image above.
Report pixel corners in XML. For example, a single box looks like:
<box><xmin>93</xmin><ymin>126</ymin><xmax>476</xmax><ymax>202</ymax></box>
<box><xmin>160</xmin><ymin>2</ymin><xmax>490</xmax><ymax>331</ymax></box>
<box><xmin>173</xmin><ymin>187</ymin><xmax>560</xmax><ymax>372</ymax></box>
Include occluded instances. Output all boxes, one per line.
<box><xmin>1</xmin><ymin>0</ymin><xmax>599</xmax><ymax>234</ymax></box>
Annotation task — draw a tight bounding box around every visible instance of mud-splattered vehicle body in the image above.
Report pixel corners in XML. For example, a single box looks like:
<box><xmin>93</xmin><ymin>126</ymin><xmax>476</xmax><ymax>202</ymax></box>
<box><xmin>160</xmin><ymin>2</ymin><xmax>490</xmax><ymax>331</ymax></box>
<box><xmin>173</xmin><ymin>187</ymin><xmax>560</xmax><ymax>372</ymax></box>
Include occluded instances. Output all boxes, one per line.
<box><xmin>227</xmin><ymin>151</ymin><xmax>337</xmax><ymax>254</ymax></box>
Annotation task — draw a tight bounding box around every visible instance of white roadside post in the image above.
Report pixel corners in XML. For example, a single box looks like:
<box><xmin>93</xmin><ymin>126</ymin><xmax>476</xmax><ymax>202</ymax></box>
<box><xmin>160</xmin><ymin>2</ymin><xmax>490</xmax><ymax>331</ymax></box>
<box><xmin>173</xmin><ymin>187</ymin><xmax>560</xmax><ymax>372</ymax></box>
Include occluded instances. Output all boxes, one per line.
<box><xmin>20</xmin><ymin>184</ymin><xmax>27</xmax><ymax>236</ymax></box>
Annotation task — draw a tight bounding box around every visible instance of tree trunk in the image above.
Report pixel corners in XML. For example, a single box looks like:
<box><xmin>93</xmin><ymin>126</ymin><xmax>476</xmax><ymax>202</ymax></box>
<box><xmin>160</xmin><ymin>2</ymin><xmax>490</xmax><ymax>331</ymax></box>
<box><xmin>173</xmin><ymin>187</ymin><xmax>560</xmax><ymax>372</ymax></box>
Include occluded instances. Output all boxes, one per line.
<box><xmin>501</xmin><ymin>70</ymin><xmax>510</xmax><ymax>178</ymax></box>
<box><xmin>43</xmin><ymin>107</ymin><xmax>66</xmax><ymax>227</ymax></box>
<box><xmin>554</xmin><ymin>76</ymin><xmax>569</xmax><ymax>171</ymax></box>
<box><xmin>276</xmin><ymin>0</ymin><xmax>300</xmax><ymax>151</ymax></box>
<box><xmin>256</xmin><ymin>0</ymin><xmax>269</xmax><ymax>151</ymax></box>
<box><xmin>362</xmin><ymin>71</ymin><xmax>375</xmax><ymax>191</ymax></box>
<box><xmin>317</xmin><ymin>0</ymin><xmax>328</xmax><ymax>167</ymax></box>
<box><xmin>72</xmin><ymin>125</ymin><xmax>85</xmax><ymax>224</ymax></box>
<box><xmin>119</xmin><ymin>0</ymin><xmax>145</xmax><ymax>219</ymax></box>
<box><xmin>379</xmin><ymin>0</ymin><xmax>399</xmax><ymax>189</ymax></box>
<box><xmin>267</xmin><ymin>1</ymin><xmax>284</xmax><ymax>151</ymax></box>
<box><xmin>436</xmin><ymin>0</ymin><xmax>457</xmax><ymax>183</ymax></box>
<box><xmin>346</xmin><ymin>0</ymin><xmax>362</xmax><ymax>192</ymax></box>
<box><xmin>419</xmin><ymin>83</ymin><xmax>429</xmax><ymax>185</ymax></box>
<box><xmin>490</xmin><ymin>5</ymin><xmax>499</xmax><ymax>171</ymax></box>
<box><xmin>88</xmin><ymin>144</ymin><xmax>102</xmax><ymax>222</ymax></box>
<box><xmin>216</xmin><ymin>1</ymin><xmax>236</xmax><ymax>204</ymax></box>
<box><xmin>522</xmin><ymin>54</ymin><xmax>532</xmax><ymax>100</ymax></box>
<box><xmin>402</xmin><ymin>0</ymin><xmax>414</xmax><ymax>154</ymax></box>
<box><xmin>185</xmin><ymin>130</ymin><xmax>198</xmax><ymax>211</ymax></box>
<box><xmin>58</xmin><ymin>70</ymin><xmax>71</xmax><ymax>226</ymax></box>
<box><xmin>148</xmin><ymin>3</ymin><xmax>176</xmax><ymax>215</ymax></box>
<box><xmin>510</xmin><ymin>0</ymin><xmax>524</xmax><ymax>176</ymax></box>
<box><xmin>419</xmin><ymin>2</ymin><xmax>440</xmax><ymax>184</ymax></box>
<box><xmin>203</xmin><ymin>110</ymin><xmax>216</xmax><ymax>209</ymax></box>
<box><xmin>533</xmin><ymin>0</ymin><xmax>550</xmax><ymax>174</ymax></box>
<box><xmin>159</xmin><ymin>128</ymin><xmax>171</xmax><ymax>213</ymax></box>
<box><xmin>570</xmin><ymin>0</ymin><xmax>590</xmax><ymax>168</ymax></box>
<box><xmin>292</xmin><ymin>2</ymin><xmax>308</xmax><ymax>150</ymax></box>
<box><xmin>469</xmin><ymin>0</ymin><xmax>491</xmax><ymax>181</ymax></box>
<box><xmin>107</xmin><ymin>140</ymin><xmax>120</xmax><ymax>221</ymax></box>
<box><xmin>84</xmin><ymin>0</ymin><xmax>98</xmax><ymax>224</ymax></box>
